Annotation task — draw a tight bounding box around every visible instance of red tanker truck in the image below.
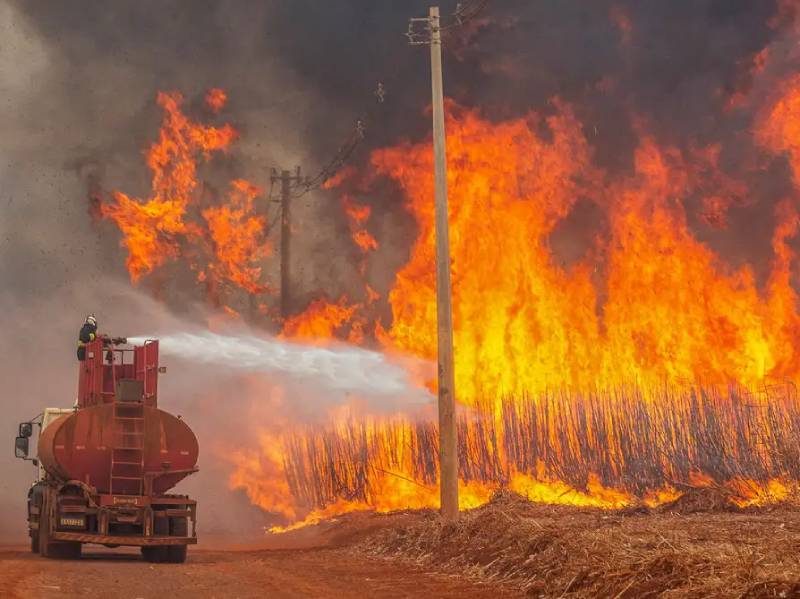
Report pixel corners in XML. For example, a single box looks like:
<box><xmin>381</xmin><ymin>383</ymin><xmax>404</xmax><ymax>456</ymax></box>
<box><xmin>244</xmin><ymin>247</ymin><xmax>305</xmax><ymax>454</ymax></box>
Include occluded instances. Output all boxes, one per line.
<box><xmin>14</xmin><ymin>336</ymin><xmax>199</xmax><ymax>562</ymax></box>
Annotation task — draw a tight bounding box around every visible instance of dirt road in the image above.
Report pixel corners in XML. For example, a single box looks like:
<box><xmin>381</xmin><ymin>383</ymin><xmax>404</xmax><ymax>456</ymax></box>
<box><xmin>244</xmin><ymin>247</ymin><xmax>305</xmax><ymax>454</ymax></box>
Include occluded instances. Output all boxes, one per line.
<box><xmin>0</xmin><ymin>507</ymin><xmax>524</xmax><ymax>599</ymax></box>
<box><xmin>0</xmin><ymin>545</ymin><xmax>517</xmax><ymax>599</ymax></box>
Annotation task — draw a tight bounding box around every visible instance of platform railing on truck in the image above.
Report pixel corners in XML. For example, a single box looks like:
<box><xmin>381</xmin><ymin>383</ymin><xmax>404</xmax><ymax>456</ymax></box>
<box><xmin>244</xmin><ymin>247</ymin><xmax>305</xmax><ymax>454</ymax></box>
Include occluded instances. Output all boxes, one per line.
<box><xmin>78</xmin><ymin>337</ymin><xmax>161</xmax><ymax>409</ymax></box>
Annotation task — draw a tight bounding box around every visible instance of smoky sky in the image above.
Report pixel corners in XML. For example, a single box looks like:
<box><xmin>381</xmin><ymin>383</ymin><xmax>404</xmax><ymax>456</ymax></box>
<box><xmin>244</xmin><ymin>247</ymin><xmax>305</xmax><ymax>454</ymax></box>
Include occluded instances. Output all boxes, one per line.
<box><xmin>10</xmin><ymin>1</ymin><xmax>786</xmax><ymax>164</ymax></box>
<box><xmin>4</xmin><ymin>0</ymin><xmax>791</xmax><ymax>299</ymax></box>
<box><xmin>266</xmin><ymin>0</ymin><xmax>782</xmax><ymax>160</ymax></box>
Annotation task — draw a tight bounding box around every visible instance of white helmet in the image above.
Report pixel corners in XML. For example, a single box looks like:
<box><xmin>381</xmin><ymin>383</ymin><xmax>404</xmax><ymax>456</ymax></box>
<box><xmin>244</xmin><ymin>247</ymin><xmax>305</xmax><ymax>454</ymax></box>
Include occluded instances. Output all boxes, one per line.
<box><xmin>85</xmin><ymin>314</ymin><xmax>97</xmax><ymax>327</ymax></box>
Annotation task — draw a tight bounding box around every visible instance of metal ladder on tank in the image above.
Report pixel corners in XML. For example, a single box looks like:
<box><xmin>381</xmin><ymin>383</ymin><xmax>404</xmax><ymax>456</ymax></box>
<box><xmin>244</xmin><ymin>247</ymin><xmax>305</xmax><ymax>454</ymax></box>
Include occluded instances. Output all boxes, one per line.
<box><xmin>110</xmin><ymin>398</ymin><xmax>146</xmax><ymax>496</ymax></box>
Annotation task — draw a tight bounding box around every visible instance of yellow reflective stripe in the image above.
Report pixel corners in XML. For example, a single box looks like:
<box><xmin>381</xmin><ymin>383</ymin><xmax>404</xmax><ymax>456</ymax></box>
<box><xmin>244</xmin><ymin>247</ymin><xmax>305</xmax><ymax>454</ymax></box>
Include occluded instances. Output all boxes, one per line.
<box><xmin>89</xmin><ymin>333</ymin><xmax>96</xmax><ymax>341</ymax></box>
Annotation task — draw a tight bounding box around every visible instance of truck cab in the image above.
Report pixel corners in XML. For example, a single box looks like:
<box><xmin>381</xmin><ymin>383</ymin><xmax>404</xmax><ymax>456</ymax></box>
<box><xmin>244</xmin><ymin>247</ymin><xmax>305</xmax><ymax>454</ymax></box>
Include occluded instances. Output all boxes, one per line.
<box><xmin>16</xmin><ymin>408</ymin><xmax>74</xmax><ymax>553</ymax></box>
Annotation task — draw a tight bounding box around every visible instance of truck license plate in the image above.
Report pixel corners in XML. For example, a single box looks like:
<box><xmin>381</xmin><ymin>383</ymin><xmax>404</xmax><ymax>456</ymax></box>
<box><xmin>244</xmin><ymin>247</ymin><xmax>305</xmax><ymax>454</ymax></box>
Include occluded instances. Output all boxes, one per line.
<box><xmin>59</xmin><ymin>516</ymin><xmax>85</xmax><ymax>528</ymax></box>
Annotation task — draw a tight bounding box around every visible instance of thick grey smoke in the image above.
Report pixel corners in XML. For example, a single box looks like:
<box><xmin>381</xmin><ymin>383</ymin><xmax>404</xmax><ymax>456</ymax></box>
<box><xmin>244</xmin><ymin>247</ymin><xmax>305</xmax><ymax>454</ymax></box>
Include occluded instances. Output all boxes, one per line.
<box><xmin>0</xmin><ymin>0</ymin><xmax>388</xmax><ymax>320</ymax></box>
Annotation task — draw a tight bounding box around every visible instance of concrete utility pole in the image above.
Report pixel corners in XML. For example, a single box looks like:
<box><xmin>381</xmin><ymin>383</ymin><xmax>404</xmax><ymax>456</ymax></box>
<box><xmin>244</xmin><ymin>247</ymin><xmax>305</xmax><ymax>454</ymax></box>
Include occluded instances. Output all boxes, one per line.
<box><xmin>408</xmin><ymin>6</ymin><xmax>459</xmax><ymax>521</ymax></box>
<box><xmin>270</xmin><ymin>167</ymin><xmax>305</xmax><ymax>319</ymax></box>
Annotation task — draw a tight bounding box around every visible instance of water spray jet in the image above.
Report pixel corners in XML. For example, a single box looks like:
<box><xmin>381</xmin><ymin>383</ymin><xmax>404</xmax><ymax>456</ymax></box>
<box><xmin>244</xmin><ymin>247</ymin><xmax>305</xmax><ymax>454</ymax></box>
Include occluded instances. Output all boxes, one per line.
<box><xmin>127</xmin><ymin>331</ymin><xmax>433</xmax><ymax>403</ymax></box>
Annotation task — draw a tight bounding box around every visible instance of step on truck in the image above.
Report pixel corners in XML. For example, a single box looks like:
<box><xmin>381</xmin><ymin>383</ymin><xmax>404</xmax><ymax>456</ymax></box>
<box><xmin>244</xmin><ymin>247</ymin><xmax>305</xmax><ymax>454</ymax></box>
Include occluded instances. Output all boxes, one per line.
<box><xmin>14</xmin><ymin>336</ymin><xmax>199</xmax><ymax>562</ymax></box>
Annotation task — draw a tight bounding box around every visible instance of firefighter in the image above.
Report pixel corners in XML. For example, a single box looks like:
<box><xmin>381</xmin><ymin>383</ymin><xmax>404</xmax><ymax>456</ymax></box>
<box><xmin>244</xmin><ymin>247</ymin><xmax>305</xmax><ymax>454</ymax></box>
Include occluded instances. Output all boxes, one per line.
<box><xmin>77</xmin><ymin>314</ymin><xmax>98</xmax><ymax>361</ymax></box>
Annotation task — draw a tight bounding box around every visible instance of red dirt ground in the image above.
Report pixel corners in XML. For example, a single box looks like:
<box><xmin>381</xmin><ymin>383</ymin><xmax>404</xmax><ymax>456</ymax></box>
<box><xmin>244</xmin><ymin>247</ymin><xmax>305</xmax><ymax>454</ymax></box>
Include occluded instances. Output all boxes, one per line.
<box><xmin>0</xmin><ymin>511</ymin><xmax>519</xmax><ymax>599</ymax></box>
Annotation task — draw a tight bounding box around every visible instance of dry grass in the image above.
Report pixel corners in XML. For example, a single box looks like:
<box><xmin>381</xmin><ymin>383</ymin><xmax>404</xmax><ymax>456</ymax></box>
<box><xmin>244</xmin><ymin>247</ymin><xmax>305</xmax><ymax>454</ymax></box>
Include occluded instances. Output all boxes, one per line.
<box><xmin>358</xmin><ymin>490</ymin><xmax>800</xmax><ymax>598</ymax></box>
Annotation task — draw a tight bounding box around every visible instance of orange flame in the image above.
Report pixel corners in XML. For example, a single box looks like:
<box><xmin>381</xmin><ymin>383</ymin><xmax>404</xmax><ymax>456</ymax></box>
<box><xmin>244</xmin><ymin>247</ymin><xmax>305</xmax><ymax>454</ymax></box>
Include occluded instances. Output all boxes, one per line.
<box><xmin>206</xmin><ymin>87</ymin><xmax>228</xmax><ymax>114</ymax></box>
<box><xmin>233</xmin><ymin>399</ymin><xmax>800</xmax><ymax>532</ymax></box>
<box><xmin>758</xmin><ymin>74</ymin><xmax>800</xmax><ymax>185</ymax></box>
<box><xmin>103</xmin><ymin>83</ymin><xmax>800</xmax><ymax>526</ymax></box>
<box><xmin>202</xmin><ymin>179</ymin><xmax>270</xmax><ymax>294</ymax></box>
<box><xmin>341</xmin><ymin>195</ymin><xmax>379</xmax><ymax>263</ymax></box>
<box><xmin>101</xmin><ymin>90</ymin><xmax>270</xmax><ymax>299</ymax></box>
<box><xmin>102</xmin><ymin>91</ymin><xmax>238</xmax><ymax>280</ymax></box>
<box><xmin>281</xmin><ymin>296</ymin><xmax>362</xmax><ymax>343</ymax></box>
<box><xmin>609</xmin><ymin>4</ymin><xmax>633</xmax><ymax>45</ymax></box>
<box><xmin>234</xmin><ymin>90</ymin><xmax>800</xmax><ymax>528</ymax></box>
<box><xmin>368</xmin><ymin>102</ymin><xmax>800</xmax><ymax>399</ymax></box>
<box><xmin>229</xmin><ymin>433</ymin><xmax>300</xmax><ymax>523</ymax></box>
<box><xmin>321</xmin><ymin>165</ymin><xmax>357</xmax><ymax>190</ymax></box>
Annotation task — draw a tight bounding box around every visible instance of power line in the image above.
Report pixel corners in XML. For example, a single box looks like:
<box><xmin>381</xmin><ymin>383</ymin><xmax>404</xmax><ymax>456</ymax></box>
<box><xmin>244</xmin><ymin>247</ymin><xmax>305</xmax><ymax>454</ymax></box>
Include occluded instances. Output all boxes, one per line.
<box><xmin>263</xmin><ymin>2</ymin><xmax>495</xmax><ymax>321</ymax></box>
<box><xmin>449</xmin><ymin>0</ymin><xmax>491</xmax><ymax>29</ymax></box>
<box><xmin>291</xmin><ymin>1</ymin><xmax>493</xmax><ymax>198</ymax></box>
<box><xmin>288</xmin><ymin>119</ymin><xmax>367</xmax><ymax>198</ymax></box>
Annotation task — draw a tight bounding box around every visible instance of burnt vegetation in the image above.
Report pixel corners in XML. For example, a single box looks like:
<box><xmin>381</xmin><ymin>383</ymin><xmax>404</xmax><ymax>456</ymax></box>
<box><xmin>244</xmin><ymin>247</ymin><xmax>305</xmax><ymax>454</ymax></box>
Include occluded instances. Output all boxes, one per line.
<box><xmin>283</xmin><ymin>384</ymin><xmax>800</xmax><ymax>510</ymax></box>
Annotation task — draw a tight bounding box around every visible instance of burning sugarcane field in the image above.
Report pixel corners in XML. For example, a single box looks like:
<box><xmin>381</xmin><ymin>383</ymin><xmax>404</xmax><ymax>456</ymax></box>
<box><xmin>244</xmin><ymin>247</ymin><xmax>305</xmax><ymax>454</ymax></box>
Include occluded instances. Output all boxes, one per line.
<box><xmin>5</xmin><ymin>1</ymin><xmax>800</xmax><ymax>597</ymax></box>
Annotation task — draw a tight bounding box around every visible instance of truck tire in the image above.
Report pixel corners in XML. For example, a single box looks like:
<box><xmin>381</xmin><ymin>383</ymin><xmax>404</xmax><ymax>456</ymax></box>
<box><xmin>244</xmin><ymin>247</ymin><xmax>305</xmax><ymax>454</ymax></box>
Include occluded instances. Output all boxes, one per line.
<box><xmin>141</xmin><ymin>516</ymin><xmax>169</xmax><ymax>563</ymax></box>
<box><xmin>141</xmin><ymin>546</ymin><xmax>167</xmax><ymax>563</ymax></box>
<box><xmin>38</xmin><ymin>503</ymin><xmax>52</xmax><ymax>558</ymax></box>
<box><xmin>51</xmin><ymin>542</ymin><xmax>81</xmax><ymax>560</ymax></box>
<box><xmin>29</xmin><ymin>485</ymin><xmax>43</xmax><ymax>553</ymax></box>
<box><xmin>166</xmin><ymin>517</ymin><xmax>188</xmax><ymax>563</ymax></box>
<box><xmin>38</xmin><ymin>502</ymin><xmax>81</xmax><ymax>560</ymax></box>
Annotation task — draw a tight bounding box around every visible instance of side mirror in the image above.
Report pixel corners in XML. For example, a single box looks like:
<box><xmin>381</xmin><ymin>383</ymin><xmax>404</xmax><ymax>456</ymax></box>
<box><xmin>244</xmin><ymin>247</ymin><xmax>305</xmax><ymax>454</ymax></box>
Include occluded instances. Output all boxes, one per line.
<box><xmin>14</xmin><ymin>436</ymin><xmax>29</xmax><ymax>459</ymax></box>
<box><xmin>158</xmin><ymin>366</ymin><xmax>167</xmax><ymax>374</ymax></box>
<box><xmin>19</xmin><ymin>422</ymin><xmax>33</xmax><ymax>438</ymax></box>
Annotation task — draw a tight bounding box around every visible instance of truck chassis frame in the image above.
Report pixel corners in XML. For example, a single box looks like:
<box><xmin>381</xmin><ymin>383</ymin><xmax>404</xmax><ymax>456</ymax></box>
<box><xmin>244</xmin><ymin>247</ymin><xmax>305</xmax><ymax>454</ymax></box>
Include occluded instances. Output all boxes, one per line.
<box><xmin>29</xmin><ymin>479</ymin><xmax>197</xmax><ymax>562</ymax></box>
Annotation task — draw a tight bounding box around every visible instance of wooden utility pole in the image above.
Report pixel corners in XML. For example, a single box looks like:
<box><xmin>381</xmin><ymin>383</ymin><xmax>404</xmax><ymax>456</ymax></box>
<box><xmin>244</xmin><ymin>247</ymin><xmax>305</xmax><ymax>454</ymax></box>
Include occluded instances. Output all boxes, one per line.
<box><xmin>270</xmin><ymin>167</ymin><xmax>304</xmax><ymax>318</ymax></box>
<box><xmin>409</xmin><ymin>5</ymin><xmax>459</xmax><ymax>520</ymax></box>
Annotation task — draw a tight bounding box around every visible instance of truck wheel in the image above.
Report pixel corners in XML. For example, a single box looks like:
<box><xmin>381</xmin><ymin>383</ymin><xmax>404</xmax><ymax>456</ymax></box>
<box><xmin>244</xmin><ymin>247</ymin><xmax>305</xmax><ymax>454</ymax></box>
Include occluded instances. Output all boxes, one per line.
<box><xmin>50</xmin><ymin>542</ymin><xmax>81</xmax><ymax>560</ymax></box>
<box><xmin>38</xmin><ymin>504</ymin><xmax>51</xmax><ymax>558</ymax></box>
<box><xmin>141</xmin><ymin>546</ymin><xmax>167</xmax><ymax>563</ymax></box>
<box><xmin>29</xmin><ymin>487</ymin><xmax>42</xmax><ymax>553</ymax></box>
<box><xmin>38</xmin><ymin>507</ymin><xmax>81</xmax><ymax>559</ymax></box>
<box><xmin>141</xmin><ymin>516</ymin><xmax>169</xmax><ymax>563</ymax></box>
<box><xmin>166</xmin><ymin>517</ymin><xmax>188</xmax><ymax>563</ymax></box>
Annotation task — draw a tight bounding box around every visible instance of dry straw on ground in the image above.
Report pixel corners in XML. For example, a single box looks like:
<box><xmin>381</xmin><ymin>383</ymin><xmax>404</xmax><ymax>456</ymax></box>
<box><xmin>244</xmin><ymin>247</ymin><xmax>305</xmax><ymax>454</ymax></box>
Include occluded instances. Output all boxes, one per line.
<box><xmin>359</xmin><ymin>490</ymin><xmax>800</xmax><ymax>598</ymax></box>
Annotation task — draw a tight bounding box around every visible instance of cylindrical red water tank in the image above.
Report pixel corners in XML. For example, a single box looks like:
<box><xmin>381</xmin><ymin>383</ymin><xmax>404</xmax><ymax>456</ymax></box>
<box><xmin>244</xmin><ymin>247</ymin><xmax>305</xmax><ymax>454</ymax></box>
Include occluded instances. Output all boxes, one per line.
<box><xmin>38</xmin><ymin>404</ymin><xmax>198</xmax><ymax>495</ymax></box>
